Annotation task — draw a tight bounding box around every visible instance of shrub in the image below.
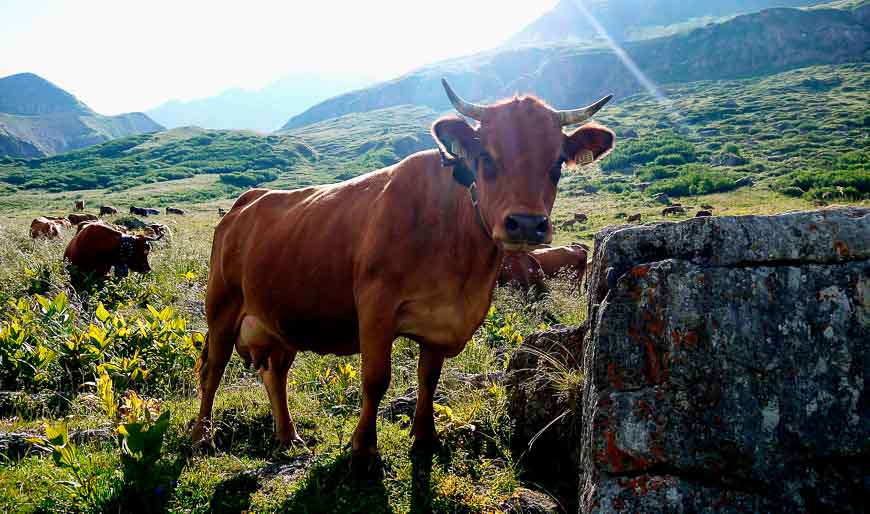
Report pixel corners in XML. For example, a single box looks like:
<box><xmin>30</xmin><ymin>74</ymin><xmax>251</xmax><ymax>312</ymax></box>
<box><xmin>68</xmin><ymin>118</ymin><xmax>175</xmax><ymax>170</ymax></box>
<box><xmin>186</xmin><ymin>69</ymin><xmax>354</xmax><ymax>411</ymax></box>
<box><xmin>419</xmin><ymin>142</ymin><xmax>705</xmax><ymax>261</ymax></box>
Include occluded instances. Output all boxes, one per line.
<box><xmin>646</xmin><ymin>166</ymin><xmax>739</xmax><ymax>197</ymax></box>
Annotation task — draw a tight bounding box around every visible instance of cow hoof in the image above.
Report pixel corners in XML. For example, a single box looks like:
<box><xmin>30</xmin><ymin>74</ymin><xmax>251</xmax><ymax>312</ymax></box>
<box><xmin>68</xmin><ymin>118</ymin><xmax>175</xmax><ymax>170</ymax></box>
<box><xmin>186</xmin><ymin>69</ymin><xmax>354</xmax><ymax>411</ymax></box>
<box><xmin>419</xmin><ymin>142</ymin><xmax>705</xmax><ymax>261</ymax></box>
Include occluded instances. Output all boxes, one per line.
<box><xmin>277</xmin><ymin>434</ymin><xmax>308</xmax><ymax>450</ymax></box>
<box><xmin>350</xmin><ymin>448</ymin><xmax>383</xmax><ymax>482</ymax></box>
<box><xmin>410</xmin><ymin>437</ymin><xmax>442</xmax><ymax>457</ymax></box>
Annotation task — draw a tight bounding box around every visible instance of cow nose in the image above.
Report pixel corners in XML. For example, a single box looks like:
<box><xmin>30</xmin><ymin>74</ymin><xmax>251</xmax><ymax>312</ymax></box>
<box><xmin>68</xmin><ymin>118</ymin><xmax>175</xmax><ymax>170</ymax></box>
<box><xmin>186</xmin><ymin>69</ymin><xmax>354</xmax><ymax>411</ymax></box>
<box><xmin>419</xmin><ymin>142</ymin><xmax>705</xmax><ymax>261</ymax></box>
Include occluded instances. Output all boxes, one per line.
<box><xmin>504</xmin><ymin>214</ymin><xmax>549</xmax><ymax>243</ymax></box>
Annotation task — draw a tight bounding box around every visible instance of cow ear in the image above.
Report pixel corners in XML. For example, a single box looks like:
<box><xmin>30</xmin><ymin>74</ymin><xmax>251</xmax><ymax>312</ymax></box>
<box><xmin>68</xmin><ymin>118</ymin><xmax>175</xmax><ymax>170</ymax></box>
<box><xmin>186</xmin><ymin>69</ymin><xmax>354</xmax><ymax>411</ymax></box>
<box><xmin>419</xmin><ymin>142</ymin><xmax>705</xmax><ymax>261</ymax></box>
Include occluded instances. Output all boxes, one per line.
<box><xmin>432</xmin><ymin>116</ymin><xmax>485</xmax><ymax>163</ymax></box>
<box><xmin>563</xmin><ymin>122</ymin><xmax>615</xmax><ymax>168</ymax></box>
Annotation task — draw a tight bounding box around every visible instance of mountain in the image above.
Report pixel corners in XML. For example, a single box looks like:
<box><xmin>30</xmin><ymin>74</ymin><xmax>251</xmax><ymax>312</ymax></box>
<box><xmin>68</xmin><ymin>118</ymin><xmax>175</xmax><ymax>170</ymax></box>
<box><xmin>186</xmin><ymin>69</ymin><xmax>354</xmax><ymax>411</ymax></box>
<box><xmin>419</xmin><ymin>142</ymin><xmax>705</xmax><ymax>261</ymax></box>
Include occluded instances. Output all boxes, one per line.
<box><xmin>146</xmin><ymin>74</ymin><xmax>374</xmax><ymax>133</ymax></box>
<box><xmin>283</xmin><ymin>5</ymin><xmax>869</xmax><ymax>130</ymax></box>
<box><xmin>0</xmin><ymin>73</ymin><xmax>163</xmax><ymax>158</ymax></box>
<box><xmin>507</xmin><ymin>0</ymin><xmax>820</xmax><ymax>47</ymax></box>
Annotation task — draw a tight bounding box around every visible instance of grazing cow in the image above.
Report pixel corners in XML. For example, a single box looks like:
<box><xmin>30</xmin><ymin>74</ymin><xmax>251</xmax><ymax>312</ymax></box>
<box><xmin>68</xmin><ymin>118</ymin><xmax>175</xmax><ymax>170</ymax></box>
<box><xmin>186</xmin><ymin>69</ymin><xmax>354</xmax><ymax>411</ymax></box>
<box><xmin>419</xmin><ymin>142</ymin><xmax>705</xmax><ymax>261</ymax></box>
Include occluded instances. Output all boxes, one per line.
<box><xmin>192</xmin><ymin>79</ymin><xmax>615</xmax><ymax>474</ymax></box>
<box><xmin>100</xmin><ymin>206</ymin><xmax>118</xmax><ymax>216</ymax></box>
<box><xmin>30</xmin><ymin>217</ymin><xmax>71</xmax><ymax>239</ymax></box>
<box><xmin>695</xmin><ymin>210</ymin><xmax>713</xmax><ymax>217</ymax></box>
<box><xmin>662</xmin><ymin>206</ymin><xmax>686</xmax><ymax>216</ymax></box>
<box><xmin>574</xmin><ymin>213</ymin><xmax>588</xmax><ymax>223</ymax></box>
<box><xmin>530</xmin><ymin>243</ymin><xmax>590</xmax><ymax>288</ymax></box>
<box><xmin>144</xmin><ymin>208</ymin><xmax>160</xmax><ymax>216</ymax></box>
<box><xmin>74</xmin><ymin>200</ymin><xmax>85</xmax><ymax>211</ymax></box>
<box><xmin>166</xmin><ymin>207</ymin><xmax>185</xmax><ymax>215</ymax></box>
<box><xmin>497</xmin><ymin>252</ymin><xmax>546</xmax><ymax>294</ymax></box>
<box><xmin>561</xmin><ymin>219</ymin><xmax>577</xmax><ymax>230</ymax></box>
<box><xmin>67</xmin><ymin>213</ymin><xmax>99</xmax><ymax>225</ymax></box>
<box><xmin>217</xmin><ymin>208</ymin><xmax>227</xmax><ymax>218</ymax></box>
<box><xmin>627</xmin><ymin>213</ymin><xmax>642</xmax><ymax>223</ymax></box>
<box><xmin>64</xmin><ymin>222</ymin><xmax>162</xmax><ymax>279</ymax></box>
<box><xmin>130</xmin><ymin>206</ymin><xmax>150</xmax><ymax>216</ymax></box>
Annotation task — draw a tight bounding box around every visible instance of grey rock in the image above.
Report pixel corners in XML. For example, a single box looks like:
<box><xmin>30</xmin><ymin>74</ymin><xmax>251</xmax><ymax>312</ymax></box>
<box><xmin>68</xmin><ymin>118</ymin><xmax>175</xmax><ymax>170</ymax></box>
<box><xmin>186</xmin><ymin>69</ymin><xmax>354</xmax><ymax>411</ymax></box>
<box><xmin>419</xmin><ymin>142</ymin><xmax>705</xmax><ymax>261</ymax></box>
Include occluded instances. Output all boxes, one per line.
<box><xmin>698</xmin><ymin>127</ymin><xmax>721</xmax><ymax>137</ymax></box>
<box><xmin>507</xmin><ymin>325</ymin><xmax>586</xmax><ymax>507</ymax></box>
<box><xmin>734</xmin><ymin>175</ymin><xmax>754</xmax><ymax>187</ymax></box>
<box><xmin>580</xmin><ymin>207</ymin><xmax>870</xmax><ymax>513</ymax></box>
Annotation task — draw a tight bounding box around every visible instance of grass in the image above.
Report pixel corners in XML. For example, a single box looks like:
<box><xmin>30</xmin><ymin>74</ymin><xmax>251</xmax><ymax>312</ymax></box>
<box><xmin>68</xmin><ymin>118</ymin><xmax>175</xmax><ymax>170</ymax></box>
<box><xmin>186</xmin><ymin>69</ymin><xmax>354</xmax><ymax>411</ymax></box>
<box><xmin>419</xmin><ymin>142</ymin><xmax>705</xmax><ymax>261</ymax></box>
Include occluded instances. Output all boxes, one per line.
<box><xmin>0</xmin><ymin>206</ymin><xmax>587</xmax><ymax>513</ymax></box>
<box><xmin>0</xmin><ymin>60</ymin><xmax>868</xmax><ymax>512</ymax></box>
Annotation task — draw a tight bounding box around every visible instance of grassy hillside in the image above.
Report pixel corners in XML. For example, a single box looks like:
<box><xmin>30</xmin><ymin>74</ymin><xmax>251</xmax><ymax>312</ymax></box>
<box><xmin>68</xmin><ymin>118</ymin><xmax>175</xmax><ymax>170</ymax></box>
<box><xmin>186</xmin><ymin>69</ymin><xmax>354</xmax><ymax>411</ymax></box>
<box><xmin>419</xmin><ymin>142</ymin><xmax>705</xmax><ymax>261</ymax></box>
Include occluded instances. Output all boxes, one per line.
<box><xmin>283</xmin><ymin>5</ymin><xmax>869</xmax><ymax>129</ymax></box>
<box><xmin>507</xmin><ymin>0</ymin><xmax>819</xmax><ymax>47</ymax></box>
<box><xmin>0</xmin><ymin>63</ymin><xmax>866</xmax><ymax>210</ymax></box>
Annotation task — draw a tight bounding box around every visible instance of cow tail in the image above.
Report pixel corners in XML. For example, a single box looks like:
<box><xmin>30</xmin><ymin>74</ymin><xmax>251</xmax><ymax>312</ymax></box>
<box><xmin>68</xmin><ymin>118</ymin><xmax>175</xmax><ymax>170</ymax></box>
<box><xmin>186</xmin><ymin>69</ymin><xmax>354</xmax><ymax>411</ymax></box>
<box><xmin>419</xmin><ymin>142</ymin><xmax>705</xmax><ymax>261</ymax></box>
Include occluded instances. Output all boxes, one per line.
<box><xmin>194</xmin><ymin>332</ymin><xmax>209</xmax><ymax>386</ymax></box>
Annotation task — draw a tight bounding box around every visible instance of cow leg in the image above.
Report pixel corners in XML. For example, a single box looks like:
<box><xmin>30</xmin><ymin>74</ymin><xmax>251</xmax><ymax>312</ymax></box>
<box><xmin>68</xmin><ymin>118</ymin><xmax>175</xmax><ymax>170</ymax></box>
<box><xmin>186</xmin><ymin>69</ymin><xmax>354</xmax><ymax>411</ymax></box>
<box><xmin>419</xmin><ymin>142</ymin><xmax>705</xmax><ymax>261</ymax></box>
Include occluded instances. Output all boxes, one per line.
<box><xmin>411</xmin><ymin>347</ymin><xmax>445</xmax><ymax>452</ymax></box>
<box><xmin>260</xmin><ymin>347</ymin><xmax>304</xmax><ymax>446</ymax></box>
<box><xmin>191</xmin><ymin>313</ymin><xmax>237</xmax><ymax>447</ymax></box>
<box><xmin>351</xmin><ymin>317</ymin><xmax>394</xmax><ymax>476</ymax></box>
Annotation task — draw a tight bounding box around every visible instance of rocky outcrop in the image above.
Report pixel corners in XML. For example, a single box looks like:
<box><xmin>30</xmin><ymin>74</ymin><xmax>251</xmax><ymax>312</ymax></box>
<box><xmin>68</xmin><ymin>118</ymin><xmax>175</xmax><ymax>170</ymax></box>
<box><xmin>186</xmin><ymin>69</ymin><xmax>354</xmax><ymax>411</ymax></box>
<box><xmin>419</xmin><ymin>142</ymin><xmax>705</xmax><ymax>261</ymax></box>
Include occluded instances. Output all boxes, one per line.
<box><xmin>580</xmin><ymin>207</ymin><xmax>870</xmax><ymax>512</ymax></box>
<box><xmin>507</xmin><ymin>325</ymin><xmax>586</xmax><ymax>507</ymax></box>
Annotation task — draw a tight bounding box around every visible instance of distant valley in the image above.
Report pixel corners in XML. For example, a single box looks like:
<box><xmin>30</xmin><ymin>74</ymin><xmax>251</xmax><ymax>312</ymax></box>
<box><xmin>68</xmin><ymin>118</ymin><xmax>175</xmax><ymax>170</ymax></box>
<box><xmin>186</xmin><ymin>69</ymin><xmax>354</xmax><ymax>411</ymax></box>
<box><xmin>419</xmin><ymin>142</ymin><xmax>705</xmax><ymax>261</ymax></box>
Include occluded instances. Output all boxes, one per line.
<box><xmin>146</xmin><ymin>73</ymin><xmax>374</xmax><ymax>133</ymax></box>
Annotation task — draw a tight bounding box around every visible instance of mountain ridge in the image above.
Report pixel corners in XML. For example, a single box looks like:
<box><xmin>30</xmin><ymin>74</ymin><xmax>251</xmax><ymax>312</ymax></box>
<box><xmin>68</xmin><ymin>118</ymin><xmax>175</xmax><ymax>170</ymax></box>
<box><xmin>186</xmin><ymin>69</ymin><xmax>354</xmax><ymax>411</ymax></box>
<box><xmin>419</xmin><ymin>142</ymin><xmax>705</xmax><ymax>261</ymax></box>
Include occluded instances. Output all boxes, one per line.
<box><xmin>282</xmin><ymin>5</ymin><xmax>869</xmax><ymax>130</ymax></box>
<box><xmin>0</xmin><ymin>73</ymin><xmax>163</xmax><ymax>158</ymax></box>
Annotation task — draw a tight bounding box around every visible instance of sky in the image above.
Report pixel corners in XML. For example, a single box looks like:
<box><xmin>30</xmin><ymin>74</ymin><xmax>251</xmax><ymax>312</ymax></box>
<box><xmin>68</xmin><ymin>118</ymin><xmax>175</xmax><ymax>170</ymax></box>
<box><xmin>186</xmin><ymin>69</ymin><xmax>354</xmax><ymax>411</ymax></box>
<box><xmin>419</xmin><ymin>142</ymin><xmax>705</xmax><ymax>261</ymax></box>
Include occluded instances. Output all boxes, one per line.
<box><xmin>0</xmin><ymin>0</ymin><xmax>559</xmax><ymax>114</ymax></box>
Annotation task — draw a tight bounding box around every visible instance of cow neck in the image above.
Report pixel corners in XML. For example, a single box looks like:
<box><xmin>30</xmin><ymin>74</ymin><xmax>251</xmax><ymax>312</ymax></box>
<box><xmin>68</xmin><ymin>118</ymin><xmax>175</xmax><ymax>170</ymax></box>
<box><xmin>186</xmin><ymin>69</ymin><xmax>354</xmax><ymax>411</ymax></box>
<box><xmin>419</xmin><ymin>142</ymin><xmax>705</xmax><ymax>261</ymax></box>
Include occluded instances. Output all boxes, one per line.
<box><xmin>115</xmin><ymin>234</ymin><xmax>135</xmax><ymax>278</ymax></box>
<box><xmin>442</xmin><ymin>155</ymin><xmax>495</xmax><ymax>243</ymax></box>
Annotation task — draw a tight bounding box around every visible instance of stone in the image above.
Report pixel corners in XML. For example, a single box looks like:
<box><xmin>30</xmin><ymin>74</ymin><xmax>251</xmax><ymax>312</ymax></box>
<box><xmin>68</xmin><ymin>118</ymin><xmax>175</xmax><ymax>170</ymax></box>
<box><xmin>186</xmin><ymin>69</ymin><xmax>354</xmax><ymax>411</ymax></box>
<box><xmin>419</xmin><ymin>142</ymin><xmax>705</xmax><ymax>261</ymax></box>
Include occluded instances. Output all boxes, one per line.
<box><xmin>580</xmin><ymin>207</ymin><xmax>870</xmax><ymax>513</ymax></box>
<box><xmin>507</xmin><ymin>325</ymin><xmax>586</xmax><ymax>508</ymax></box>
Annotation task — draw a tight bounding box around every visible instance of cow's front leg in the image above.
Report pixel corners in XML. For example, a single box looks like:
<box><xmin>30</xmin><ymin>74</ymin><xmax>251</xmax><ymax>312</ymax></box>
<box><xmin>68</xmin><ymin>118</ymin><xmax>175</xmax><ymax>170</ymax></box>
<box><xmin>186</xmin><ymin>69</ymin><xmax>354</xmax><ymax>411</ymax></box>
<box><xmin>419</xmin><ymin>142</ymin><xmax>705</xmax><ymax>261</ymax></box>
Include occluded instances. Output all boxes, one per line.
<box><xmin>411</xmin><ymin>347</ymin><xmax>445</xmax><ymax>453</ymax></box>
<box><xmin>351</xmin><ymin>317</ymin><xmax>394</xmax><ymax>478</ymax></box>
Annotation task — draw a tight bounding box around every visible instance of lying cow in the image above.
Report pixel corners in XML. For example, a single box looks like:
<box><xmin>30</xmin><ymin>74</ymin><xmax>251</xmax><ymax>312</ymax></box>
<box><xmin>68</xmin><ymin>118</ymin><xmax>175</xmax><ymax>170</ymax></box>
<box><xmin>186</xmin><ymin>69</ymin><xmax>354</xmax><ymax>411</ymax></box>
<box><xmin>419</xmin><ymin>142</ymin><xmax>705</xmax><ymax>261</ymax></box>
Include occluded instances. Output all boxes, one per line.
<box><xmin>695</xmin><ymin>210</ymin><xmax>713</xmax><ymax>217</ymax></box>
<box><xmin>166</xmin><ymin>206</ymin><xmax>185</xmax><ymax>215</ymax></box>
<box><xmin>30</xmin><ymin>217</ymin><xmax>71</xmax><ymax>240</ymax></box>
<box><xmin>627</xmin><ymin>213</ymin><xmax>642</xmax><ymax>223</ymax></box>
<box><xmin>192</xmin><ymin>79</ymin><xmax>615</xmax><ymax>474</ymax></box>
<box><xmin>68</xmin><ymin>213</ymin><xmax>99</xmax><ymax>225</ymax></box>
<box><xmin>64</xmin><ymin>222</ymin><xmax>163</xmax><ymax>279</ymax></box>
<box><xmin>130</xmin><ymin>206</ymin><xmax>159</xmax><ymax>216</ymax></box>
<box><xmin>530</xmin><ymin>243</ymin><xmax>590</xmax><ymax>289</ymax></box>
<box><xmin>497</xmin><ymin>252</ymin><xmax>547</xmax><ymax>294</ymax></box>
<box><xmin>100</xmin><ymin>205</ymin><xmax>118</xmax><ymax>216</ymax></box>
<box><xmin>144</xmin><ymin>223</ymin><xmax>171</xmax><ymax>240</ymax></box>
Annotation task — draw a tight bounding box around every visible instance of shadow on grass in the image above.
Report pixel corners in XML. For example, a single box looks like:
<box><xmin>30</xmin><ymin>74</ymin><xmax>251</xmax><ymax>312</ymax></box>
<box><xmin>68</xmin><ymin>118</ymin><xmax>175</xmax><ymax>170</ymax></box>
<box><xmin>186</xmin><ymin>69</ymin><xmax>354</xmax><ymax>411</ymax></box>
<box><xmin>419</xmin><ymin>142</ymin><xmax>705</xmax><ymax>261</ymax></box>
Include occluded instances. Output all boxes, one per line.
<box><xmin>211</xmin><ymin>407</ymin><xmax>316</xmax><ymax>460</ymax></box>
<box><xmin>278</xmin><ymin>453</ymin><xmax>391</xmax><ymax>514</ymax></box>
<box><xmin>208</xmin><ymin>471</ymin><xmax>260</xmax><ymax>514</ymax></box>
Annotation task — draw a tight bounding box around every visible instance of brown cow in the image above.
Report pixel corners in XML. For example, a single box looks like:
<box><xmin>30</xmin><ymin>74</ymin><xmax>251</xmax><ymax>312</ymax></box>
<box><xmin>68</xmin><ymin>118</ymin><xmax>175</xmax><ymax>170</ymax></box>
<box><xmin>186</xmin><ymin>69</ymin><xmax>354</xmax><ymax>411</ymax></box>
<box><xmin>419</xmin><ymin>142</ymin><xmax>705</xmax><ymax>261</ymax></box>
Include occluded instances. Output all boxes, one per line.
<box><xmin>74</xmin><ymin>200</ymin><xmax>85</xmax><ymax>211</ymax></box>
<box><xmin>574</xmin><ymin>213</ymin><xmax>588</xmax><ymax>223</ymax></box>
<box><xmin>30</xmin><ymin>217</ymin><xmax>71</xmax><ymax>239</ymax></box>
<box><xmin>166</xmin><ymin>207</ymin><xmax>185</xmax><ymax>215</ymax></box>
<box><xmin>497</xmin><ymin>252</ymin><xmax>546</xmax><ymax>294</ymax></box>
<box><xmin>64</xmin><ymin>222</ymin><xmax>162</xmax><ymax>279</ymax></box>
<box><xmin>695</xmin><ymin>210</ymin><xmax>713</xmax><ymax>217</ymax></box>
<box><xmin>530</xmin><ymin>244</ymin><xmax>590</xmax><ymax>288</ymax></box>
<box><xmin>144</xmin><ymin>223</ymin><xmax>171</xmax><ymax>240</ymax></box>
<box><xmin>192</xmin><ymin>79</ymin><xmax>615</xmax><ymax>473</ymax></box>
<box><xmin>68</xmin><ymin>213</ymin><xmax>99</xmax><ymax>225</ymax></box>
<box><xmin>662</xmin><ymin>206</ymin><xmax>686</xmax><ymax>216</ymax></box>
<box><xmin>100</xmin><ymin>205</ymin><xmax>118</xmax><ymax>216</ymax></box>
<box><xmin>627</xmin><ymin>213</ymin><xmax>642</xmax><ymax>223</ymax></box>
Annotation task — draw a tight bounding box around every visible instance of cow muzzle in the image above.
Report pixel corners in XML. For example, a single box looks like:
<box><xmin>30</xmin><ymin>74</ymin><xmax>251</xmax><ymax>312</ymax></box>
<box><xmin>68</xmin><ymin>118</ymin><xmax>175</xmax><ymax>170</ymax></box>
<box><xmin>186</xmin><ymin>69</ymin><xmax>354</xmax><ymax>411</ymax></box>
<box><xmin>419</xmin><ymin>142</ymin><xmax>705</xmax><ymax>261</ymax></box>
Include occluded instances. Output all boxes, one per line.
<box><xmin>503</xmin><ymin>214</ymin><xmax>551</xmax><ymax>248</ymax></box>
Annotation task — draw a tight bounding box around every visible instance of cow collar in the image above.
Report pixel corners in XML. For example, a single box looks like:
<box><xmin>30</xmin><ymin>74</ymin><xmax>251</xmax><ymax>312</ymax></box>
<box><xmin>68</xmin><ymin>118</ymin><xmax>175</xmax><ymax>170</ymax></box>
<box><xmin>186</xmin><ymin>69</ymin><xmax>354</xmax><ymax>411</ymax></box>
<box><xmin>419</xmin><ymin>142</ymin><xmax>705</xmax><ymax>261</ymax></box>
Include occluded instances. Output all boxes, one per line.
<box><xmin>440</xmin><ymin>153</ymin><xmax>495</xmax><ymax>242</ymax></box>
<box><xmin>116</xmin><ymin>234</ymin><xmax>135</xmax><ymax>278</ymax></box>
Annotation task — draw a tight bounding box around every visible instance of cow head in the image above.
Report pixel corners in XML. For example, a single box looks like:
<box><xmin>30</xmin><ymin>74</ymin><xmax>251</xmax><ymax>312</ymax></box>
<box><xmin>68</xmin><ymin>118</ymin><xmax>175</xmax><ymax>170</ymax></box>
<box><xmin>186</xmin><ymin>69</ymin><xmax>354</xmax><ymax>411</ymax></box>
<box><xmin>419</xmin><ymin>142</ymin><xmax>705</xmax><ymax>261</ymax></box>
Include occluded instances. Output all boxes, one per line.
<box><xmin>433</xmin><ymin>79</ymin><xmax>615</xmax><ymax>251</ymax></box>
<box><xmin>117</xmin><ymin>230</ymin><xmax>162</xmax><ymax>275</ymax></box>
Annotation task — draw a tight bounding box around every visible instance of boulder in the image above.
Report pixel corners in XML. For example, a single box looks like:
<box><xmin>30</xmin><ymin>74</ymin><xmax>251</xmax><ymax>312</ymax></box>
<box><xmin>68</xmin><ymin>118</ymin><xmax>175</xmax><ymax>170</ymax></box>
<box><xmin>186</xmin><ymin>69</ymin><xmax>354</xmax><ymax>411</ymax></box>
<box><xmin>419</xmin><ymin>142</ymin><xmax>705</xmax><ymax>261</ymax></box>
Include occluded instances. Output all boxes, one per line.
<box><xmin>581</xmin><ymin>207</ymin><xmax>870</xmax><ymax>513</ymax></box>
<box><xmin>507</xmin><ymin>325</ymin><xmax>586</xmax><ymax>508</ymax></box>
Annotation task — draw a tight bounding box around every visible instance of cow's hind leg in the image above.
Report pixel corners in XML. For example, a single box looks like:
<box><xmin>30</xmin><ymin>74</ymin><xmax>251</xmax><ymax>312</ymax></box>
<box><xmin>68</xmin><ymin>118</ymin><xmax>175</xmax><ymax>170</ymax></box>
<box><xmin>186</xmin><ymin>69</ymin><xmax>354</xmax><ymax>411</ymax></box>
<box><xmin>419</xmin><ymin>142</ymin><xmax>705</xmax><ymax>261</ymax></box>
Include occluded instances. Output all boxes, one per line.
<box><xmin>192</xmin><ymin>310</ymin><xmax>238</xmax><ymax>447</ymax></box>
<box><xmin>260</xmin><ymin>347</ymin><xmax>304</xmax><ymax>446</ymax></box>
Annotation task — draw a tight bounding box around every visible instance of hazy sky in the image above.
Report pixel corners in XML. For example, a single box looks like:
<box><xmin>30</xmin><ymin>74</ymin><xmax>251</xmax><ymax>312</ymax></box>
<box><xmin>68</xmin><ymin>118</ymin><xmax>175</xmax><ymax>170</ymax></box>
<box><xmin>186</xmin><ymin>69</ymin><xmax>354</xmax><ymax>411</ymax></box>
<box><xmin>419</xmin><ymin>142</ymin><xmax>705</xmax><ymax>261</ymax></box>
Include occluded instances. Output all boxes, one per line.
<box><xmin>0</xmin><ymin>0</ymin><xmax>558</xmax><ymax>114</ymax></box>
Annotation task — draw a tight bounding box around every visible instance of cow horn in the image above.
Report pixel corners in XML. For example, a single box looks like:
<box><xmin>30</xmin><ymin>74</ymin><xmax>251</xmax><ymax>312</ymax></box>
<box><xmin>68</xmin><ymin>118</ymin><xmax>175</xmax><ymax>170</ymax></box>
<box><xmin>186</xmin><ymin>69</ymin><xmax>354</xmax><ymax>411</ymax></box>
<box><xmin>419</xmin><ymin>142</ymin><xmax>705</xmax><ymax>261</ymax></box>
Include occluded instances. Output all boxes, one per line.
<box><xmin>441</xmin><ymin>79</ymin><xmax>488</xmax><ymax>120</ymax></box>
<box><xmin>556</xmin><ymin>94</ymin><xmax>613</xmax><ymax>126</ymax></box>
